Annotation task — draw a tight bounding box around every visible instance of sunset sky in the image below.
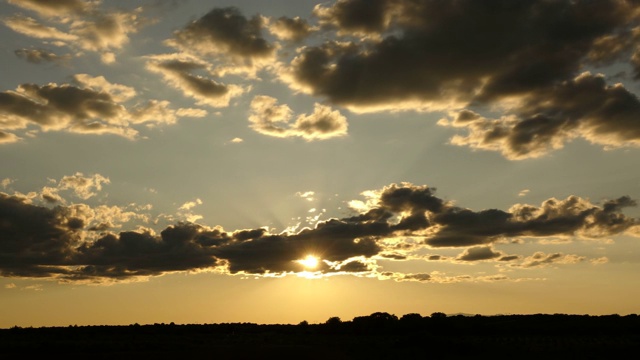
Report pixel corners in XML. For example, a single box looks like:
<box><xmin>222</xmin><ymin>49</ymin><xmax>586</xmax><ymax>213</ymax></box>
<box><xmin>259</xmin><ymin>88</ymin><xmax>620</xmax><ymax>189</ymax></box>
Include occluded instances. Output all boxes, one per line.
<box><xmin>1</xmin><ymin>0</ymin><xmax>640</xmax><ymax>328</ymax></box>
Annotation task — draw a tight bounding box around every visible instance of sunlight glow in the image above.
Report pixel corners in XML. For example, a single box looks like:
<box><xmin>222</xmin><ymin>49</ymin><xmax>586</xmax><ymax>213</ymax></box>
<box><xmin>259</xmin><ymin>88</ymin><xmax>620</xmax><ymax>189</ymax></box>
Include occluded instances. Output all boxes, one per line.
<box><xmin>297</xmin><ymin>255</ymin><xmax>319</xmax><ymax>269</ymax></box>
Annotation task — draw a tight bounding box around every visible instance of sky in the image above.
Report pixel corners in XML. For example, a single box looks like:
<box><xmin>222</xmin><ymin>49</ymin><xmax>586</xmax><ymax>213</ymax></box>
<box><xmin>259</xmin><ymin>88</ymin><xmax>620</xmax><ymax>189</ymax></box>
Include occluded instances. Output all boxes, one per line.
<box><xmin>1</xmin><ymin>0</ymin><xmax>640</xmax><ymax>328</ymax></box>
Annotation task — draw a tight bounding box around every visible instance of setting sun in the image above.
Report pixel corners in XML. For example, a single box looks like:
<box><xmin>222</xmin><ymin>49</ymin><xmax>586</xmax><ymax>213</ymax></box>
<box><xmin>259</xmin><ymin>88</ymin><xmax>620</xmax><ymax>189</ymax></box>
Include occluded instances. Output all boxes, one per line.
<box><xmin>297</xmin><ymin>255</ymin><xmax>319</xmax><ymax>269</ymax></box>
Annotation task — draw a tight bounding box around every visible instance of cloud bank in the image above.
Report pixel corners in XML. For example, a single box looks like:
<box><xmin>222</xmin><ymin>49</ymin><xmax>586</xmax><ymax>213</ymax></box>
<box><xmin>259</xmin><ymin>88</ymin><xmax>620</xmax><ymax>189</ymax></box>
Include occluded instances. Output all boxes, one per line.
<box><xmin>1</xmin><ymin>182</ymin><xmax>637</xmax><ymax>283</ymax></box>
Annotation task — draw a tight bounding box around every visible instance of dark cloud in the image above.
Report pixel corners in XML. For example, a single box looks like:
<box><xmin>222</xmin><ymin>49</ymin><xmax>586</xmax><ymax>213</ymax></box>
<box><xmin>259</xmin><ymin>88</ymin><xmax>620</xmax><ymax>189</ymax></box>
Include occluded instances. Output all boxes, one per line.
<box><xmin>0</xmin><ymin>192</ymin><xmax>221</xmax><ymax>280</ymax></box>
<box><xmin>168</xmin><ymin>7</ymin><xmax>275</xmax><ymax>70</ymax></box>
<box><xmin>331</xmin><ymin>259</ymin><xmax>372</xmax><ymax>273</ymax></box>
<box><xmin>282</xmin><ymin>0</ymin><xmax>640</xmax><ymax>157</ymax></box>
<box><xmin>0</xmin><ymin>75</ymin><xmax>201</xmax><ymax>142</ymax></box>
<box><xmin>215</xmin><ymin>219</ymin><xmax>382</xmax><ymax>274</ymax></box>
<box><xmin>314</xmin><ymin>0</ymin><xmax>391</xmax><ymax>35</ymax></box>
<box><xmin>75</xmin><ymin>224</ymin><xmax>221</xmax><ymax>279</ymax></box>
<box><xmin>498</xmin><ymin>255</ymin><xmax>520</xmax><ymax>262</ymax></box>
<box><xmin>441</xmin><ymin>72</ymin><xmax>640</xmax><ymax>159</ymax></box>
<box><xmin>456</xmin><ymin>246</ymin><xmax>502</xmax><ymax>262</ymax></box>
<box><xmin>1</xmin><ymin>183</ymin><xmax>637</xmax><ymax>282</ymax></box>
<box><xmin>0</xmin><ymin>82</ymin><xmax>132</xmax><ymax>138</ymax></box>
<box><xmin>0</xmin><ymin>192</ymin><xmax>84</xmax><ymax>278</ymax></box>
<box><xmin>427</xmin><ymin>193</ymin><xmax>639</xmax><ymax>247</ymax></box>
<box><xmin>14</xmin><ymin>48</ymin><xmax>72</xmax><ymax>64</ymax></box>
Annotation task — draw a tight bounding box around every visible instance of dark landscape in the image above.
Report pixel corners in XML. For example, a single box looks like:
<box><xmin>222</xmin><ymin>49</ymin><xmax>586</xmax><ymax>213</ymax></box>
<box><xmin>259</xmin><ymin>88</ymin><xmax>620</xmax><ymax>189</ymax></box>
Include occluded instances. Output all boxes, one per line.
<box><xmin>2</xmin><ymin>312</ymin><xmax>639</xmax><ymax>359</ymax></box>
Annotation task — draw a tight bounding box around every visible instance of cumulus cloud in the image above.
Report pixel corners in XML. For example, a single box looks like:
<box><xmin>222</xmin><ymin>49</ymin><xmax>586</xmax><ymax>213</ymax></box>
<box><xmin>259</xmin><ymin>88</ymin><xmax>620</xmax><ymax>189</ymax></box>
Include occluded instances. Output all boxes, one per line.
<box><xmin>284</xmin><ymin>0</ymin><xmax>639</xmax><ymax>112</ymax></box>
<box><xmin>166</xmin><ymin>6</ymin><xmax>276</xmax><ymax>75</ymax></box>
<box><xmin>0</xmin><ymin>74</ymin><xmax>203</xmax><ymax>142</ymax></box>
<box><xmin>0</xmin><ymin>80</ymin><xmax>135</xmax><ymax>139</ymax></box>
<box><xmin>275</xmin><ymin>0</ymin><xmax>640</xmax><ymax>157</ymax></box>
<box><xmin>1</xmin><ymin>182</ymin><xmax>637</xmax><ymax>282</ymax></box>
<box><xmin>0</xmin><ymin>198</ymin><xmax>216</xmax><ymax>280</ymax></box>
<box><xmin>440</xmin><ymin>73</ymin><xmax>640</xmax><ymax>159</ymax></box>
<box><xmin>249</xmin><ymin>95</ymin><xmax>348</xmax><ymax>140</ymax></box>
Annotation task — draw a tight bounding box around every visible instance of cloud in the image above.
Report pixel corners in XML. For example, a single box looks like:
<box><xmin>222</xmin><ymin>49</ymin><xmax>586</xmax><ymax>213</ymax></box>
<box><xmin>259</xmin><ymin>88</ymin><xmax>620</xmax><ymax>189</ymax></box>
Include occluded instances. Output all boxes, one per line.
<box><xmin>313</xmin><ymin>0</ymin><xmax>392</xmax><ymax>36</ymax></box>
<box><xmin>166</xmin><ymin>6</ymin><xmax>276</xmax><ymax>74</ymax></box>
<box><xmin>1</xmin><ymin>182</ymin><xmax>637</xmax><ymax>282</ymax></box>
<box><xmin>514</xmin><ymin>252</ymin><xmax>587</xmax><ymax>268</ymax></box>
<box><xmin>0</xmin><ymin>131</ymin><xmax>21</xmax><ymax>144</ymax></box>
<box><xmin>3</xmin><ymin>15</ymin><xmax>78</xmax><ymax>41</ymax></box>
<box><xmin>57</xmin><ymin>172</ymin><xmax>110</xmax><ymax>200</ymax></box>
<box><xmin>249</xmin><ymin>95</ymin><xmax>348</xmax><ymax>140</ymax></box>
<box><xmin>456</xmin><ymin>246</ymin><xmax>503</xmax><ymax>262</ymax></box>
<box><xmin>379</xmin><ymin>271</ymin><xmax>513</xmax><ymax>284</ymax></box>
<box><xmin>440</xmin><ymin>73</ymin><xmax>640</xmax><ymax>159</ymax></box>
<box><xmin>1</xmin><ymin>178</ymin><xmax>14</xmax><ymax>189</ymax></box>
<box><xmin>179</xmin><ymin>198</ymin><xmax>202</xmax><ymax>211</ymax></box>
<box><xmin>7</xmin><ymin>0</ymin><xmax>93</xmax><ymax>18</ymax></box>
<box><xmin>0</xmin><ymin>80</ymin><xmax>135</xmax><ymax>139</ymax></box>
<box><xmin>267</xmin><ymin>16</ymin><xmax>316</xmax><ymax>42</ymax></box>
<box><xmin>5</xmin><ymin>0</ymin><xmax>148</xmax><ymax>63</ymax></box>
<box><xmin>281</xmin><ymin>0</ymin><xmax>640</xmax><ymax>123</ymax></box>
<box><xmin>300</xmin><ymin>0</ymin><xmax>640</xmax><ymax>158</ymax></box>
<box><xmin>73</xmin><ymin>74</ymin><xmax>137</xmax><ymax>102</ymax></box>
<box><xmin>296</xmin><ymin>191</ymin><xmax>315</xmax><ymax>201</ymax></box>
<box><xmin>69</xmin><ymin>10</ymin><xmax>143</xmax><ymax>54</ymax></box>
<box><xmin>0</xmin><ymin>75</ymin><xmax>202</xmax><ymax>142</ymax></box>
<box><xmin>145</xmin><ymin>54</ymin><xmax>249</xmax><ymax>108</ymax></box>
<box><xmin>14</xmin><ymin>48</ymin><xmax>72</xmax><ymax>64</ymax></box>
<box><xmin>130</xmin><ymin>101</ymin><xmax>207</xmax><ymax>126</ymax></box>
<box><xmin>177</xmin><ymin>198</ymin><xmax>203</xmax><ymax>223</ymax></box>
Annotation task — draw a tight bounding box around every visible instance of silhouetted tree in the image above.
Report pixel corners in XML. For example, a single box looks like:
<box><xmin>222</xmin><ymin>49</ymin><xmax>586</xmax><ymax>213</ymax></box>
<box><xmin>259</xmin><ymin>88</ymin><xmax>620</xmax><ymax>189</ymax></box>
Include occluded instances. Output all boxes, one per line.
<box><xmin>430</xmin><ymin>312</ymin><xmax>447</xmax><ymax>319</ymax></box>
<box><xmin>325</xmin><ymin>317</ymin><xmax>342</xmax><ymax>326</ymax></box>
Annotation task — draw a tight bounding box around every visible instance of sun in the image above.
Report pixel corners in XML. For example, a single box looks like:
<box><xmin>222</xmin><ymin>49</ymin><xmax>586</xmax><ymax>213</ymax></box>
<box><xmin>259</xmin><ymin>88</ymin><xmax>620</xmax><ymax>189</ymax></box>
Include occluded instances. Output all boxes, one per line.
<box><xmin>297</xmin><ymin>255</ymin><xmax>319</xmax><ymax>269</ymax></box>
